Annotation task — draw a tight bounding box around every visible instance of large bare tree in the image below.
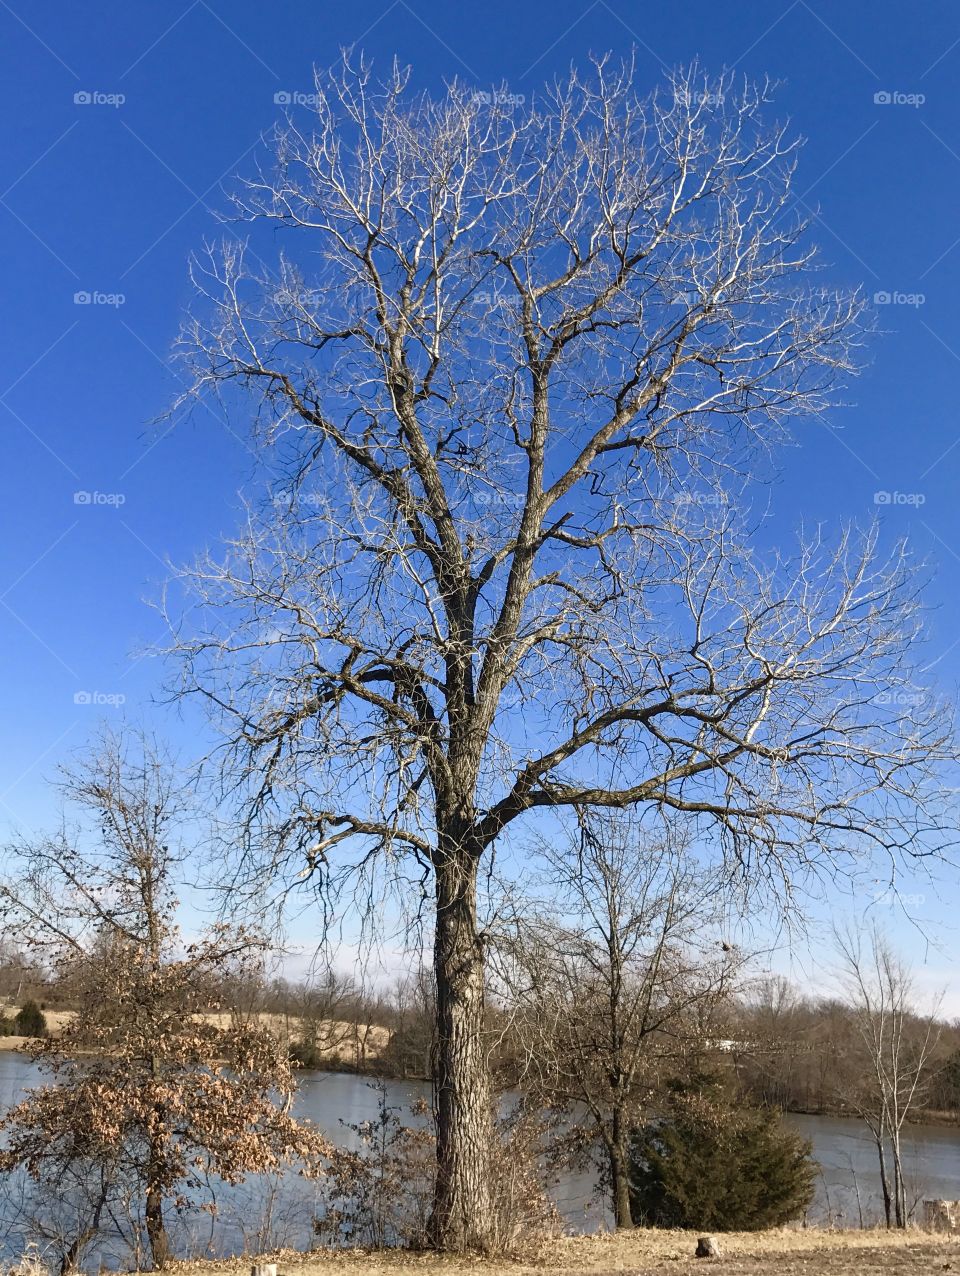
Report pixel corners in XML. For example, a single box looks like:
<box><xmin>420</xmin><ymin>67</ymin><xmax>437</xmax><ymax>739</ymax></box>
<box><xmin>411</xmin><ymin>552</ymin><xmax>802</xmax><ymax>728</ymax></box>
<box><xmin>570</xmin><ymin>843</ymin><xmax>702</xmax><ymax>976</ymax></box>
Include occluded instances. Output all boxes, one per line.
<box><xmin>170</xmin><ymin>55</ymin><xmax>955</xmax><ymax>1248</ymax></box>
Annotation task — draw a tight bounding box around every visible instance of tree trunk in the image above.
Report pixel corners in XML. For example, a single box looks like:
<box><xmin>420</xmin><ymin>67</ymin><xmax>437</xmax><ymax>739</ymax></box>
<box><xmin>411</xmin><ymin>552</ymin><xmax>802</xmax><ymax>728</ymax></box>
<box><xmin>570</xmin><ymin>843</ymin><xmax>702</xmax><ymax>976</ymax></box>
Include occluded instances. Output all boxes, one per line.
<box><xmin>891</xmin><ymin>1132</ymin><xmax>906</xmax><ymax>1228</ymax></box>
<box><xmin>145</xmin><ymin>1136</ymin><xmax>170</xmax><ymax>1270</ymax></box>
<box><xmin>874</xmin><ymin>1135</ymin><xmax>893</xmax><ymax>1228</ymax></box>
<box><xmin>429</xmin><ymin>847</ymin><xmax>493</xmax><ymax>1251</ymax></box>
<box><xmin>145</xmin><ymin>1182</ymin><xmax>169</xmax><ymax>1268</ymax></box>
<box><xmin>609</xmin><ymin>1110</ymin><xmax>634</xmax><ymax>1228</ymax></box>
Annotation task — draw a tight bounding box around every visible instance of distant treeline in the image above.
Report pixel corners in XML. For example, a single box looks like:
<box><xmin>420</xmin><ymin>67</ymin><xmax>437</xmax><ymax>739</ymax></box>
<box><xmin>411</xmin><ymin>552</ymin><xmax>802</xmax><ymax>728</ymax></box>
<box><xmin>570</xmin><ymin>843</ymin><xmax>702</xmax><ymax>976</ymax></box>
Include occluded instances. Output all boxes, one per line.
<box><xmin>727</xmin><ymin>976</ymin><xmax>960</xmax><ymax>1120</ymax></box>
<box><xmin>3</xmin><ymin>938</ymin><xmax>958</xmax><ymax>1121</ymax></box>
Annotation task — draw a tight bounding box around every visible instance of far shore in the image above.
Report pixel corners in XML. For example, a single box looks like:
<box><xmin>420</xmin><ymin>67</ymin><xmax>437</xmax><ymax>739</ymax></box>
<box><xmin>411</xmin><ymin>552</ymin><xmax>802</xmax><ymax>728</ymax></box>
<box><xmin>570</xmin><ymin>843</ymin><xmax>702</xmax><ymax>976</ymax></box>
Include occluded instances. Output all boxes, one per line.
<box><xmin>0</xmin><ymin>1035</ymin><xmax>33</xmax><ymax>1051</ymax></box>
<box><xmin>0</xmin><ymin>1006</ymin><xmax>389</xmax><ymax>1071</ymax></box>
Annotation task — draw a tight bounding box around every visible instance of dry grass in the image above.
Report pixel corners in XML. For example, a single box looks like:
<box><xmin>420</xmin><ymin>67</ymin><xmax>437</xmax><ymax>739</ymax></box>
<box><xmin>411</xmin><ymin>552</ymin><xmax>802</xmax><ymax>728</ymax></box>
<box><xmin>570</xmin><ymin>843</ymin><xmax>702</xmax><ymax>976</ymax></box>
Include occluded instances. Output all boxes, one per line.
<box><xmin>0</xmin><ymin>1036</ymin><xmax>32</xmax><ymax>1052</ymax></box>
<box><xmin>167</xmin><ymin>1228</ymin><xmax>960</xmax><ymax>1276</ymax></box>
<box><xmin>199</xmin><ymin>1013</ymin><xmax>391</xmax><ymax>1064</ymax></box>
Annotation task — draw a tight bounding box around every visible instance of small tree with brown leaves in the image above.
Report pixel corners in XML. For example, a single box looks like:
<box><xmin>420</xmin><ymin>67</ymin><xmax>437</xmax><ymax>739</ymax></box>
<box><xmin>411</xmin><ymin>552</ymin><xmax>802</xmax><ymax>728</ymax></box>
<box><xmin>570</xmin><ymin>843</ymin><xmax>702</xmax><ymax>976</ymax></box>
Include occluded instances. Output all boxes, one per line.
<box><xmin>0</xmin><ymin>730</ymin><xmax>330</xmax><ymax>1272</ymax></box>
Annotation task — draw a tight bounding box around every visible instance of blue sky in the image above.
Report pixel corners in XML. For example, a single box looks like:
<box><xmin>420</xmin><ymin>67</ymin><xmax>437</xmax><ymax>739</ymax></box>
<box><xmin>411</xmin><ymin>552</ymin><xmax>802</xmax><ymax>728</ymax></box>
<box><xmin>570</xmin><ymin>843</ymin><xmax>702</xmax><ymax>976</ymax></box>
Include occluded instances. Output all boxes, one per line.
<box><xmin>2</xmin><ymin>0</ymin><xmax>960</xmax><ymax>999</ymax></box>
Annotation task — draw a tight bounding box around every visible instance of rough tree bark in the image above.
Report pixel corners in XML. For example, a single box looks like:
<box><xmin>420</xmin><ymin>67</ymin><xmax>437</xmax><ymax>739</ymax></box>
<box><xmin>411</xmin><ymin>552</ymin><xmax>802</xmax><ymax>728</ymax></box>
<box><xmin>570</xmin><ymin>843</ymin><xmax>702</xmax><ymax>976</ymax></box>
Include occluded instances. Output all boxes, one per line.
<box><xmin>609</xmin><ymin>1109</ymin><xmax>634</xmax><ymax>1229</ymax></box>
<box><xmin>875</xmin><ymin>1132</ymin><xmax>893</xmax><ymax>1228</ymax></box>
<box><xmin>144</xmin><ymin>1168</ymin><xmax>168</xmax><ymax>1270</ymax></box>
<box><xmin>431</xmin><ymin>846</ymin><xmax>493</xmax><ymax>1247</ymax></box>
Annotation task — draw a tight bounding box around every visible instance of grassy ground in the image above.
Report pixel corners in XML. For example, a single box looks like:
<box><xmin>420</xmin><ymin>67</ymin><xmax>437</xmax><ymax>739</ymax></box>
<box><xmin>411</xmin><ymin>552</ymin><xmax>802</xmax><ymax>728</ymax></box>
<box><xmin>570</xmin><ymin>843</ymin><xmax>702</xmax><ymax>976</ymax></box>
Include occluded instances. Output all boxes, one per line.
<box><xmin>169</xmin><ymin>1228</ymin><xmax>960</xmax><ymax>1276</ymax></box>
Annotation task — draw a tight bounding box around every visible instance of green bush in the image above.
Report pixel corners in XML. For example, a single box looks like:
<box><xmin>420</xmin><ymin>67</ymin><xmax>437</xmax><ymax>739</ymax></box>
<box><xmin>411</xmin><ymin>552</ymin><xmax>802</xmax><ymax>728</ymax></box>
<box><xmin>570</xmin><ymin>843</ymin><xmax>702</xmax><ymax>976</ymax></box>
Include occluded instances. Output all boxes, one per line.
<box><xmin>629</xmin><ymin>1093</ymin><xmax>816</xmax><ymax>1231</ymax></box>
<box><xmin>14</xmin><ymin>1001</ymin><xmax>47</xmax><ymax>1038</ymax></box>
<box><xmin>0</xmin><ymin>1015</ymin><xmax>14</xmax><ymax>1037</ymax></box>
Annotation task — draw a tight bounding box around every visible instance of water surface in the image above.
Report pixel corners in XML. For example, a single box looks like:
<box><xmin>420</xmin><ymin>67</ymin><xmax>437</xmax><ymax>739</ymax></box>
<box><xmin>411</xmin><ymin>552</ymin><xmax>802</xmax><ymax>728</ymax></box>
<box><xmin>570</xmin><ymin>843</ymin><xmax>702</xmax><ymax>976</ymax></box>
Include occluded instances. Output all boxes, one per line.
<box><xmin>0</xmin><ymin>1053</ymin><xmax>956</xmax><ymax>1264</ymax></box>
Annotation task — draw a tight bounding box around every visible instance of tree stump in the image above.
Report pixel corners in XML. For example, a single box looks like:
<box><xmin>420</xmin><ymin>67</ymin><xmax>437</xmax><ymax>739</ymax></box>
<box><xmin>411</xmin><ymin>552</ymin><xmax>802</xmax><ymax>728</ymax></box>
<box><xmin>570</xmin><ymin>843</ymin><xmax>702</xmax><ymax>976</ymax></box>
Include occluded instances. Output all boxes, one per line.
<box><xmin>251</xmin><ymin>1264</ymin><xmax>278</xmax><ymax>1276</ymax></box>
<box><xmin>696</xmin><ymin>1235</ymin><xmax>721</xmax><ymax>1259</ymax></box>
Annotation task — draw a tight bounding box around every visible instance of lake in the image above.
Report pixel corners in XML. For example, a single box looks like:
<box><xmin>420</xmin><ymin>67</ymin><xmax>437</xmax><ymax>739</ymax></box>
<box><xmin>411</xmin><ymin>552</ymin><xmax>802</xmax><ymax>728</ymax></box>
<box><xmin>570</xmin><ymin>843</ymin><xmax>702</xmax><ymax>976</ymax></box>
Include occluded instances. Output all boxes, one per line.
<box><xmin>0</xmin><ymin>1053</ymin><xmax>957</xmax><ymax>1264</ymax></box>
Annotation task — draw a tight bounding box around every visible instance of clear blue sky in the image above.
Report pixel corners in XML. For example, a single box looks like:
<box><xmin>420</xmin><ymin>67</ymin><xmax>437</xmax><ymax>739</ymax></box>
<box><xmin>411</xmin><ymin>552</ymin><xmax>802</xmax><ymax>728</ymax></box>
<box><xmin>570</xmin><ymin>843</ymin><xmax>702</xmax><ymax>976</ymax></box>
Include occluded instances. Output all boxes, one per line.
<box><xmin>1</xmin><ymin>0</ymin><xmax>959</xmax><ymax>996</ymax></box>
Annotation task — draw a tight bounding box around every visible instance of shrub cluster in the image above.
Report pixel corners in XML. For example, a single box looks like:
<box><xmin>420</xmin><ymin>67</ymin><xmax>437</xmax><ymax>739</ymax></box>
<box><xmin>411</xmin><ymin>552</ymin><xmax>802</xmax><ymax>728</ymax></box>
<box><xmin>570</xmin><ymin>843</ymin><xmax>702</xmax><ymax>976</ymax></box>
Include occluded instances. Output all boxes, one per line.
<box><xmin>629</xmin><ymin>1089</ymin><xmax>816</xmax><ymax>1230</ymax></box>
<box><xmin>13</xmin><ymin>1003</ymin><xmax>47</xmax><ymax>1039</ymax></box>
<box><xmin>0</xmin><ymin>1003</ymin><xmax>48</xmax><ymax>1038</ymax></box>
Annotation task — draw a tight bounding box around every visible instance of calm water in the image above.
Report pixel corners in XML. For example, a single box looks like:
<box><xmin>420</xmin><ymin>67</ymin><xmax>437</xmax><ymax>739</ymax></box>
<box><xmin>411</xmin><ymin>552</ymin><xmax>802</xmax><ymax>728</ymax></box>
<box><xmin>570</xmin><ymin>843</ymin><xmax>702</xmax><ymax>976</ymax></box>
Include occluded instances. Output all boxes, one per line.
<box><xmin>785</xmin><ymin>1111</ymin><xmax>960</xmax><ymax>1224</ymax></box>
<box><xmin>0</xmin><ymin>1053</ymin><xmax>958</xmax><ymax>1263</ymax></box>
